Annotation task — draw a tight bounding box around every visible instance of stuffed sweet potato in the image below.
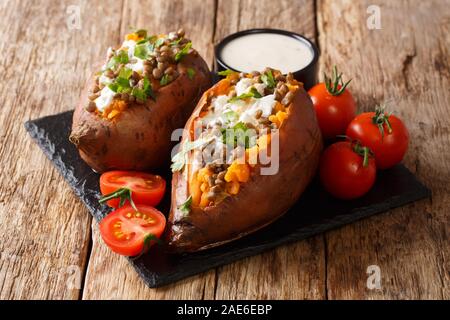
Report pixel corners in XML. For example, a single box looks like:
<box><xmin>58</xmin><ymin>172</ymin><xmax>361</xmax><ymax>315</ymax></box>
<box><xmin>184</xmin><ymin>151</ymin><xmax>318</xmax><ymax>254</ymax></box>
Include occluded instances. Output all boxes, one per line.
<box><xmin>167</xmin><ymin>69</ymin><xmax>322</xmax><ymax>252</ymax></box>
<box><xmin>69</xmin><ymin>29</ymin><xmax>211</xmax><ymax>173</ymax></box>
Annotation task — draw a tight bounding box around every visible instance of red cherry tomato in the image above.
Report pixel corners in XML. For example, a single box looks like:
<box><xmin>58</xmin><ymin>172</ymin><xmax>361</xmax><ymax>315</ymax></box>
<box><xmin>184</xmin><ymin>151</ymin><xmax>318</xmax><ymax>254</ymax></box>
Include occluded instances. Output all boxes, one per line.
<box><xmin>99</xmin><ymin>171</ymin><xmax>166</xmax><ymax>208</ymax></box>
<box><xmin>346</xmin><ymin>108</ymin><xmax>409</xmax><ymax>169</ymax></box>
<box><xmin>308</xmin><ymin>66</ymin><xmax>357</xmax><ymax>140</ymax></box>
<box><xmin>320</xmin><ymin>141</ymin><xmax>376</xmax><ymax>200</ymax></box>
<box><xmin>99</xmin><ymin>204</ymin><xmax>166</xmax><ymax>256</ymax></box>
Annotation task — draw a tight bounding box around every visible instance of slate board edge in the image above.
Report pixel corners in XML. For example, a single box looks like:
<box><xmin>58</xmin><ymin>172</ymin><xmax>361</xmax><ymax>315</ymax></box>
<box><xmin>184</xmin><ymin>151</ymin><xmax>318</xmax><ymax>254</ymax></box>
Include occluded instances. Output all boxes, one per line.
<box><xmin>24</xmin><ymin>115</ymin><xmax>104</xmax><ymax>220</ymax></box>
<box><xmin>133</xmin><ymin>183</ymin><xmax>430</xmax><ymax>288</ymax></box>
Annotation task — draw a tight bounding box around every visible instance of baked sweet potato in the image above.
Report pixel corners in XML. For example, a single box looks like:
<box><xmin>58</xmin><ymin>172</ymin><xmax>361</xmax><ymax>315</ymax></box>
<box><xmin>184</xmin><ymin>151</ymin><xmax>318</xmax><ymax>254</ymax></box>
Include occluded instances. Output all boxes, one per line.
<box><xmin>167</xmin><ymin>69</ymin><xmax>322</xmax><ymax>252</ymax></box>
<box><xmin>69</xmin><ymin>29</ymin><xmax>211</xmax><ymax>173</ymax></box>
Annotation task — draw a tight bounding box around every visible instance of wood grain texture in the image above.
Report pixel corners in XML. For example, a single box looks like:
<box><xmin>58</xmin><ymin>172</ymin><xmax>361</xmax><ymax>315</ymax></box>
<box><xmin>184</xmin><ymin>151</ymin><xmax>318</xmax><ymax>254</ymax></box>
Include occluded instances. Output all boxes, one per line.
<box><xmin>317</xmin><ymin>0</ymin><xmax>450</xmax><ymax>299</ymax></box>
<box><xmin>213</xmin><ymin>0</ymin><xmax>326</xmax><ymax>300</ymax></box>
<box><xmin>0</xmin><ymin>0</ymin><xmax>123</xmax><ymax>299</ymax></box>
<box><xmin>81</xmin><ymin>0</ymin><xmax>218</xmax><ymax>300</ymax></box>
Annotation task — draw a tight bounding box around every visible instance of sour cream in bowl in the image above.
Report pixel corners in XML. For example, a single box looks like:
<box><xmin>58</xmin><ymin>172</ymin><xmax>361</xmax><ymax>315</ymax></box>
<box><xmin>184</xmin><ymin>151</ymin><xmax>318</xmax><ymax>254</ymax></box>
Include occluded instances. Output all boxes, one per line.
<box><xmin>215</xmin><ymin>29</ymin><xmax>319</xmax><ymax>89</ymax></box>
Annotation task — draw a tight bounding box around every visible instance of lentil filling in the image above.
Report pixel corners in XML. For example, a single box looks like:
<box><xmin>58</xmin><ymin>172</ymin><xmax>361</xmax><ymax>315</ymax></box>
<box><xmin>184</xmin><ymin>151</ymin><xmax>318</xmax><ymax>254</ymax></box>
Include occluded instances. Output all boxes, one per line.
<box><xmin>172</xmin><ymin>68</ymin><xmax>301</xmax><ymax>208</ymax></box>
<box><xmin>86</xmin><ymin>28</ymin><xmax>197</xmax><ymax>119</ymax></box>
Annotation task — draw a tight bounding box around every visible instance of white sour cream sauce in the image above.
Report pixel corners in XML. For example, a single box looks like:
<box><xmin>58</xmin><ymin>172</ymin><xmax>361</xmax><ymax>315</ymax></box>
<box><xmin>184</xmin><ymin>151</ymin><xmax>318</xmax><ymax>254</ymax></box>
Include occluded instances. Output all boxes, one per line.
<box><xmin>202</xmin><ymin>78</ymin><xmax>276</xmax><ymax>129</ymax></box>
<box><xmin>220</xmin><ymin>33</ymin><xmax>313</xmax><ymax>74</ymax></box>
<box><xmin>95</xmin><ymin>39</ymin><xmax>147</xmax><ymax>112</ymax></box>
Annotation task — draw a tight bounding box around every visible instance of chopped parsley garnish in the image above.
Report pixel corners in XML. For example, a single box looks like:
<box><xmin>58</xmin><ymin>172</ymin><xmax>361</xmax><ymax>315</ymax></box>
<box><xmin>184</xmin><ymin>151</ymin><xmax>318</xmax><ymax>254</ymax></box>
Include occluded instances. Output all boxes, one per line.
<box><xmin>143</xmin><ymin>76</ymin><xmax>156</xmax><ymax>100</ymax></box>
<box><xmin>108</xmin><ymin>76</ymin><xmax>131</xmax><ymax>94</ymax></box>
<box><xmin>174</xmin><ymin>42</ymin><xmax>192</xmax><ymax>62</ymax></box>
<box><xmin>187</xmin><ymin>68</ymin><xmax>195</xmax><ymax>80</ymax></box>
<box><xmin>107</xmin><ymin>50</ymin><xmax>129</xmax><ymax>70</ymax></box>
<box><xmin>133</xmin><ymin>29</ymin><xmax>147</xmax><ymax>39</ymax></box>
<box><xmin>223</xmin><ymin>110</ymin><xmax>239</xmax><ymax>124</ymax></box>
<box><xmin>142</xmin><ymin>233</ymin><xmax>162</xmax><ymax>251</ymax></box>
<box><xmin>228</xmin><ymin>88</ymin><xmax>262</xmax><ymax>103</ymax></box>
<box><xmin>170</xmin><ymin>38</ymin><xmax>182</xmax><ymax>46</ymax></box>
<box><xmin>250</xmin><ymin>87</ymin><xmax>262</xmax><ymax>98</ymax></box>
<box><xmin>130</xmin><ymin>76</ymin><xmax>155</xmax><ymax>101</ymax></box>
<box><xmin>261</xmin><ymin>69</ymin><xmax>276</xmax><ymax>89</ymax></box>
<box><xmin>218</xmin><ymin>69</ymin><xmax>236</xmax><ymax>77</ymax></box>
<box><xmin>160</xmin><ymin>74</ymin><xmax>170</xmax><ymax>86</ymax></box>
<box><xmin>134</xmin><ymin>43</ymin><xmax>149</xmax><ymax>59</ymax></box>
<box><xmin>118</xmin><ymin>67</ymin><xmax>133</xmax><ymax>79</ymax></box>
<box><xmin>155</xmin><ymin>38</ymin><xmax>165</xmax><ymax>48</ymax></box>
<box><xmin>131</xmin><ymin>87</ymin><xmax>146</xmax><ymax>100</ymax></box>
<box><xmin>222</xmin><ymin>122</ymin><xmax>257</xmax><ymax>149</ymax></box>
<box><xmin>171</xmin><ymin>137</ymin><xmax>215</xmax><ymax>172</ymax></box>
<box><xmin>178</xmin><ymin>196</ymin><xmax>193</xmax><ymax>216</ymax></box>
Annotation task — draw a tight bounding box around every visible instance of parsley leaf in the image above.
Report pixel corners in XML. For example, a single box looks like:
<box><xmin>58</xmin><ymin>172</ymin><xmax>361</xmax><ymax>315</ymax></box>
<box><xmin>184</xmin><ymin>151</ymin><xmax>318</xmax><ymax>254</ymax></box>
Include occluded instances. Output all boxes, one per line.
<box><xmin>143</xmin><ymin>76</ymin><xmax>155</xmax><ymax>100</ymax></box>
<box><xmin>170</xmin><ymin>38</ymin><xmax>182</xmax><ymax>46</ymax></box>
<box><xmin>108</xmin><ymin>74</ymin><xmax>131</xmax><ymax>94</ymax></box>
<box><xmin>222</xmin><ymin>122</ymin><xmax>257</xmax><ymax>149</ymax></box>
<box><xmin>228</xmin><ymin>87</ymin><xmax>262</xmax><ymax>102</ymax></box>
<box><xmin>107</xmin><ymin>50</ymin><xmax>129</xmax><ymax>70</ymax></box>
<box><xmin>223</xmin><ymin>110</ymin><xmax>239</xmax><ymax>124</ymax></box>
<box><xmin>155</xmin><ymin>38</ymin><xmax>165</xmax><ymax>48</ymax></box>
<box><xmin>160</xmin><ymin>74</ymin><xmax>170</xmax><ymax>86</ymax></box>
<box><xmin>133</xmin><ymin>29</ymin><xmax>147</xmax><ymax>39</ymax></box>
<box><xmin>178</xmin><ymin>196</ymin><xmax>192</xmax><ymax>216</ymax></box>
<box><xmin>171</xmin><ymin>137</ymin><xmax>215</xmax><ymax>172</ymax></box>
<box><xmin>115</xmin><ymin>77</ymin><xmax>131</xmax><ymax>89</ymax></box>
<box><xmin>228</xmin><ymin>92</ymin><xmax>254</xmax><ymax>103</ymax></box>
<box><xmin>131</xmin><ymin>87</ymin><xmax>146</xmax><ymax>101</ymax></box>
<box><xmin>250</xmin><ymin>87</ymin><xmax>262</xmax><ymax>98</ymax></box>
<box><xmin>108</xmin><ymin>83</ymin><xmax>119</xmax><ymax>92</ymax></box>
<box><xmin>261</xmin><ymin>69</ymin><xmax>276</xmax><ymax>89</ymax></box>
<box><xmin>174</xmin><ymin>42</ymin><xmax>192</xmax><ymax>62</ymax></box>
<box><xmin>134</xmin><ymin>43</ymin><xmax>149</xmax><ymax>59</ymax></box>
<box><xmin>218</xmin><ymin>69</ymin><xmax>236</xmax><ymax>77</ymax></box>
<box><xmin>118</xmin><ymin>67</ymin><xmax>133</xmax><ymax>79</ymax></box>
<box><xmin>143</xmin><ymin>233</ymin><xmax>162</xmax><ymax>250</ymax></box>
<box><xmin>187</xmin><ymin>68</ymin><xmax>195</xmax><ymax>80</ymax></box>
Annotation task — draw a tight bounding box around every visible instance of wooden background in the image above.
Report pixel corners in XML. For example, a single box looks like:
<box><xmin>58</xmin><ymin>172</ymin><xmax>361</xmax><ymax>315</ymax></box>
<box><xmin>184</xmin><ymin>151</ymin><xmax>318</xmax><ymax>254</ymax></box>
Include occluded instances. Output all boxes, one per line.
<box><xmin>0</xmin><ymin>0</ymin><xmax>448</xmax><ymax>299</ymax></box>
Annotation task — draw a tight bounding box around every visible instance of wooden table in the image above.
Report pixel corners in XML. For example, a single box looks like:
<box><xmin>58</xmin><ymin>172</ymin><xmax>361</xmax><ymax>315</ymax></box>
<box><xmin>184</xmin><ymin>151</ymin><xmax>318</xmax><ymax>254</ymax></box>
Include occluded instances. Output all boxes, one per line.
<box><xmin>0</xmin><ymin>0</ymin><xmax>448</xmax><ymax>300</ymax></box>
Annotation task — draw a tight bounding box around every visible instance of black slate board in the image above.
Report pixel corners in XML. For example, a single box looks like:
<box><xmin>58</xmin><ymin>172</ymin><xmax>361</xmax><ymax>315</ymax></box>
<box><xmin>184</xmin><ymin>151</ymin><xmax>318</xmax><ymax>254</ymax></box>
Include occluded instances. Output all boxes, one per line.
<box><xmin>25</xmin><ymin>110</ymin><xmax>431</xmax><ymax>288</ymax></box>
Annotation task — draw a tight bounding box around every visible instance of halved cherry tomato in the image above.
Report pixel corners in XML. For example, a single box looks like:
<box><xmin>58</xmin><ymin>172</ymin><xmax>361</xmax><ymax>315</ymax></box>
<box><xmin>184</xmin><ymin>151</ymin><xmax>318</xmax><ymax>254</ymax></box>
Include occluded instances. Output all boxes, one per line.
<box><xmin>308</xmin><ymin>66</ymin><xmax>357</xmax><ymax>140</ymax></box>
<box><xmin>99</xmin><ymin>204</ymin><xmax>166</xmax><ymax>256</ymax></box>
<box><xmin>346</xmin><ymin>108</ymin><xmax>409</xmax><ymax>169</ymax></box>
<box><xmin>320</xmin><ymin>141</ymin><xmax>376</xmax><ymax>200</ymax></box>
<box><xmin>99</xmin><ymin>171</ymin><xmax>166</xmax><ymax>208</ymax></box>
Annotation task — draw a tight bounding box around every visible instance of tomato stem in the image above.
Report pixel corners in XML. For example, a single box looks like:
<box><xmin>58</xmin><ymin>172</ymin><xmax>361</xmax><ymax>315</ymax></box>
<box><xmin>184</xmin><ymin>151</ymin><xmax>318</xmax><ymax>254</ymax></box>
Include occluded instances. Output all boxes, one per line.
<box><xmin>353</xmin><ymin>142</ymin><xmax>371</xmax><ymax>167</ymax></box>
<box><xmin>372</xmin><ymin>105</ymin><xmax>393</xmax><ymax>138</ymax></box>
<box><xmin>99</xmin><ymin>187</ymin><xmax>138</xmax><ymax>211</ymax></box>
<box><xmin>324</xmin><ymin>65</ymin><xmax>352</xmax><ymax>96</ymax></box>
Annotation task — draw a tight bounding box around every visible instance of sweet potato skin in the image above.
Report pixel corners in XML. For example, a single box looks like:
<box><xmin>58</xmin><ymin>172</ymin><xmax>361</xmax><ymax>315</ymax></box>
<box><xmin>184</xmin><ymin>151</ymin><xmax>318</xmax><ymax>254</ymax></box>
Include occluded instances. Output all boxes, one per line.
<box><xmin>69</xmin><ymin>54</ymin><xmax>211</xmax><ymax>173</ymax></box>
<box><xmin>167</xmin><ymin>82</ymin><xmax>323</xmax><ymax>252</ymax></box>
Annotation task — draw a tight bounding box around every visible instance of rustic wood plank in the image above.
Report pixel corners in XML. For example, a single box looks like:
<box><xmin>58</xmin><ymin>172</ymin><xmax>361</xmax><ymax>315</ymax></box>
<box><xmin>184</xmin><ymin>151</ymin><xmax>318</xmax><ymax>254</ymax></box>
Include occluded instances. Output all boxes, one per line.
<box><xmin>213</xmin><ymin>0</ymin><xmax>326</xmax><ymax>300</ymax></box>
<box><xmin>82</xmin><ymin>223</ymin><xmax>216</xmax><ymax>299</ymax></box>
<box><xmin>317</xmin><ymin>0</ymin><xmax>449</xmax><ymax>299</ymax></box>
<box><xmin>81</xmin><ymin>0</ymin><xmax>217</xmax><ymax>299</ymax></box>
<box><xmin>0</xmin><ymin>0</ymin><xmax>123</xmax><ymax>299</ymax></box>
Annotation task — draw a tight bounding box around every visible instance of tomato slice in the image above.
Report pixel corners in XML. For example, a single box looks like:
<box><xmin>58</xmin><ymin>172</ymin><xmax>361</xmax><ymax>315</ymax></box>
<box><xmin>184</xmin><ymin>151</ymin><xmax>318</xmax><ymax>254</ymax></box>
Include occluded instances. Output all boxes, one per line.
<box><xmin>99</xmin><ymin>204</ymin><xmax>166</xmax><ymax>256</ymax></box>
<box><xmin>100</xmin><ymin>171</ymin><xmax>166</xmax><ymax>208</ymax></box>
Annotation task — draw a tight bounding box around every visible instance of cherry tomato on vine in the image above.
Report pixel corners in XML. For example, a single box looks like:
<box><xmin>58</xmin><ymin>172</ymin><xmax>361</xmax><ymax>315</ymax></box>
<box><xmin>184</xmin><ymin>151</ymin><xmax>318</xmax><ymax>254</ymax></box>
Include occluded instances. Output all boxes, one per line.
<box><xmin>320</xmin><ymin>141</ymin><xmax>376</xmax><ymax>200</ymax></box>
<box><xmin>346</xmin><ymin>107</ymin><xmax>409</xmax><ymax>169</ymax></box>
<box><xmin>99</xmin><ymin>171</ymin><xmax>166</xmax><ymax>209</ymax></box>
<box><xmin>308</xmin><ymin>66</ymin><xmax>357</xmax><ymax>140</ymax></box>
<box><xmin>99</xmin><ymin>204</ymin><xmax>166</xmax><ymax>256</ymax></box>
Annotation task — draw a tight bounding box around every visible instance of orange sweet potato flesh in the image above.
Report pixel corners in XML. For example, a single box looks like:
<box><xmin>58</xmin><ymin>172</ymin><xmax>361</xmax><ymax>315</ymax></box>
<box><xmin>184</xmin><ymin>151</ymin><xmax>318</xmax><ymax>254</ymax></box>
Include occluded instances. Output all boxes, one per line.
<box><xmin>69</xmin><ymin>54</ymin><xmax>211</xmax><ymax>173</ymax></box>
<box><xmin>166</xmin><ymin>80</ymin><xmax>323</xmax><ymax>252</ymax></box>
